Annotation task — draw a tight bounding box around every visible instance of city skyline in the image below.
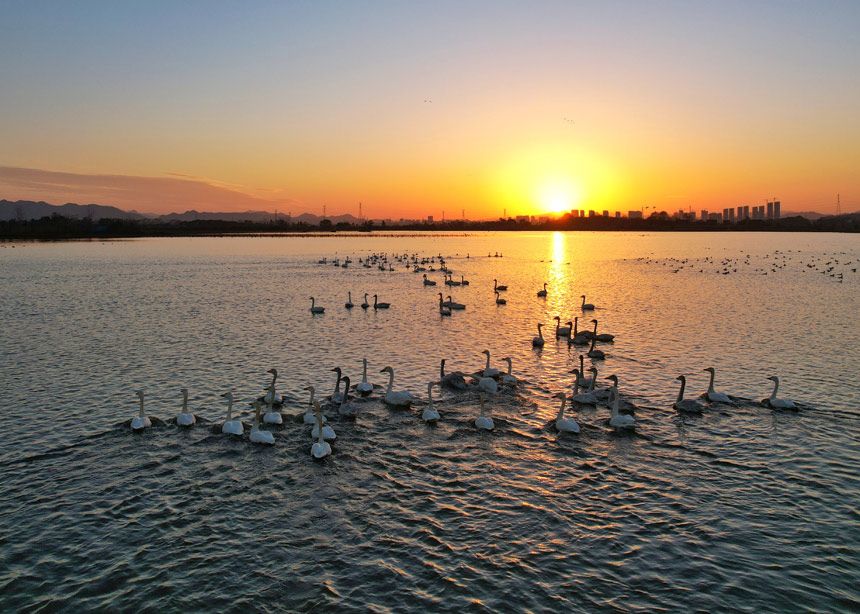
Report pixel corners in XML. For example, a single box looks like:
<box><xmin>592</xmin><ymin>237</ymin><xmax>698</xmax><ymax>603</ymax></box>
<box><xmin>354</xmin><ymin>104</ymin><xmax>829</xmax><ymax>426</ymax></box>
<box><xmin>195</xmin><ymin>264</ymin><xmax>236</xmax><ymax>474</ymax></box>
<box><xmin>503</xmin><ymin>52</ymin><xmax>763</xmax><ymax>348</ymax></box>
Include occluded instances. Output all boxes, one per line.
<box><xmin>1</xmin><ymin>1</ymin><xmax>858</xmax><ymax>217</ymax></box>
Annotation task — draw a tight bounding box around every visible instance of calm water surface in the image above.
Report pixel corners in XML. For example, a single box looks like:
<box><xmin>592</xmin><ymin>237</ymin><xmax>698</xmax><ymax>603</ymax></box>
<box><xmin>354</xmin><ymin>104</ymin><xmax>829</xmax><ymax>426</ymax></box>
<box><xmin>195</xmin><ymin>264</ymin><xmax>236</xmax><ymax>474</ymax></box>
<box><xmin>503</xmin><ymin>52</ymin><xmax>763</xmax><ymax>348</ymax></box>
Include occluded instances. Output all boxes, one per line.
<box><xmin>1</xmin><ymin>231</ymin><xmax>858</xmax><ymax>612</ymax></box>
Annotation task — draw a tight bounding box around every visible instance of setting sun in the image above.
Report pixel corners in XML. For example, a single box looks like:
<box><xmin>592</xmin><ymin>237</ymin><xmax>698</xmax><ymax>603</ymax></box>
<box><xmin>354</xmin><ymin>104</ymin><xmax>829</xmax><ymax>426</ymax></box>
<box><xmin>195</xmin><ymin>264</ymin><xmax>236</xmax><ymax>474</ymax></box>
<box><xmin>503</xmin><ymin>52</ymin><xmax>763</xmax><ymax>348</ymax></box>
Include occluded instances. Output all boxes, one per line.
<box><xmin>537</xmin><ymin>178</ymin><xmax>583</xmax><ymax>215</ymax></box>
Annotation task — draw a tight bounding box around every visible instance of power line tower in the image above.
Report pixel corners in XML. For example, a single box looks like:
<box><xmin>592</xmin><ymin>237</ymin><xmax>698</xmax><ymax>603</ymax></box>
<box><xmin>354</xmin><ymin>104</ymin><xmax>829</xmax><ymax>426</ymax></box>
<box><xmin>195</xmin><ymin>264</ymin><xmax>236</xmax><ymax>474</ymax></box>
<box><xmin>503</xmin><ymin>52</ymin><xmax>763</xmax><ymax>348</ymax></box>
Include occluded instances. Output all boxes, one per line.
<box><xmin>837</xmin><ymin>193</ymin><xmax>841</xmax><ymax>215</ymax></box>
<box><xmin>359</xmin><ymin>202</ymin><xmax>363</xmax><ymax>221</ymax></box>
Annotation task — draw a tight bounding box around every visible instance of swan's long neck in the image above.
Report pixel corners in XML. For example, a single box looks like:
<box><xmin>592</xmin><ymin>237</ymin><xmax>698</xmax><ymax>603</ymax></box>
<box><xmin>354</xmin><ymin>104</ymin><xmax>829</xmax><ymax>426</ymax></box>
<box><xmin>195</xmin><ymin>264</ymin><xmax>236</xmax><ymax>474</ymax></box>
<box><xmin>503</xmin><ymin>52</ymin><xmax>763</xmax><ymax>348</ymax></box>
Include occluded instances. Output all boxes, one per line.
<box><xmin>537</xmin><ymin>324</ymin><xmax>543</xmax><ymax>339</ymax></box>
<box><xmin>386</xmin><ymin>370</ymin><xmax>394</xmax><ymax>393</ymax></box>
<box><xmin>138</xmin><ymin>396</ymin><xmax>145</xmax><ymax>417</ymax></box>
<box><xmin>479</xmin><ymin>397</ymin><xmax>485</xmax><ymax>416</ymax></box>
<box><xmin>707</xmin><ymin>370</ymin><xmax>715</xmax><ymax>393</ymax></box>
<box><xmin>573</xmin><ymin>318</ymin><xmax>578</xmax><ymax>336</ymax></box>
<box><xmin>225</xmin><ymin>397</ymin><xmax>233</xmax><ymax>420</ymax></box>
<box><xmin>587</xmin><ymin>374</ymin><xmax>596</xmax><ymax>392</ymax></box>
<box><xmin>582</xmin><ymin>296</ymin><xmax>586</xmax><ymax>307</ymax></box>
<box><xmin>348</xmin><ymin>291</ymin><xmax>352</xmax><ymax>302</ymax></box>
<box><xmin>677</xmin><ymin>378</ymin><xmax>686</xmax><ymax>403</ymax></box>
<box><xmin>362</xmin><ymin>359</ymin><xmax>368</xmax><ymax>383</ymax></box>
<box><xmin>181</xmin><ymin>391</ymin><xmax>188</xmax><ymax>412</ymax></box>
<box><xmin>427</xmin><ymin>383</ymin><xmax>433</xmax><ymax>405</ymax></box>
<box><xmin>311</xmin><ymin>297</ymin><xmax>315</xmax><ymax>308</ymax></box>
<box><xmin>592</xmin><ymin>320</ymin><xmax>598</xmax><ymax>335</ymax></box>
<box><xmin>579</xmin><ymin>354</ymin><xmax>584</xmax><ymax>372</ymax></box>
<box><xmin>770</xmin><ymin>378</ymin><xmax>779</xmax><ymax>399</ymax></box>
<box><xmin>340</xmin><ymin>378</ymin><xmax>350</xmax><ymax>405</ymax></box>
<box><xmin>333</xmin><ymin>371</ymin><xmax>341</xmax><ymax>395</ymax></box>
<box><xmin>374</xmin><ymin>295</ymin><xmax>378</xmax><ymax>306</ymax></box>
<box><xmin>611</xmin><ymin>391</ymin><xmax>620</xmax><ymax>417</ymax></box>
<box><xmin>485</xmin><ymin>353</ymin><xmax>491</xmax><ymax>369</ymax></box>
<box><xmin>557</xmin><ymin>397</ymin><xmax>566</xmax><ymax>419</ymax></box>
<box><xmin>506</xmin><ymin>360</ymin><xmax>512</xmax><ymax>375</ymax></box>
<box><xmin>589</xmin><ymin>336</ymin><xmax>597</xmax><ymax>351</ymax></box>
<box><xmin>307</xmin><ymin>389</ymin><xmax>315</xmax><ymax>407</ymax></box>
<box><xmin>572</xmin><ymin>378</ymin><xmax>580</xmax><ymax>396</ymax></box>
<box><xmin>316</xmin><ymin>414</ymin><xmax>325</xmax><ymax>443</ymax></box>
<box><xmin>440</xmin><ymin>360</ymin><xmax>446</xmax><ymax>378</ymax></box>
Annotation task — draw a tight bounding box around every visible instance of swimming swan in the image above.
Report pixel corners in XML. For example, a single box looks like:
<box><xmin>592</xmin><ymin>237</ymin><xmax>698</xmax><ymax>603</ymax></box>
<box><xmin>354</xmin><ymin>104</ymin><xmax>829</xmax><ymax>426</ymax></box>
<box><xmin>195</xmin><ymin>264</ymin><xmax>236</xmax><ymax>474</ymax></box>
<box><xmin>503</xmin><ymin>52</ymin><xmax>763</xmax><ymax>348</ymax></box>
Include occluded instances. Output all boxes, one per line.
<box><xmin>474</xmin><ymin>394</ymin><xmax>495</xmax><ymax>431</ymax></box>
<box><xmin>422</xmin><ymin>382</ymin><xmax>441</xmax><ymax>423</ymax></box>
<box><xmin>674</xmin><ymin>375</ymin><xmax>705</xmax><ymax>414</ymax></box>
<box><xmin>176</xmin><ymin>388</ymin><xmax>196</xmax><ymax>426</ymax></box>
<box><xmin>310</xmin><ymin>402</ymin><xmax>332</xmax><ymax>459</ymax></box>
<box><xmin>310</xmin><ymin>297</ymin><xmax>325</xmax><ymax>314</ymax></box>
<box><xmin>220</xmin><ymin>390</ymin><xmax>243</xmax><ymax>436</ymax></box>
<box><xmin>250</xmin><ymin>401</ymin><xmax>275</xmax><ymax>445</ymax></box>
<box><xmin>580</xmin><ymin>295</ymin><xmax>595</xmax><ymax>310</ymax></box>
<box><xmin>701</xmin><ymin>367</ymin><xmax>733</xmax><ymax>404</ymax></box>
<box><xmin>480</xmin><ymin>350</ymin><xmax>500</xmax><ymax>378</ymax></box>
<box><xmin>338</xmin><ymin>376</ymin><xmax>362</xmax><ymax>417</ymax></box>
<box><xmin>554</xmin><ymin>316</ymin><xmax>571</xmax><ymax>337</ymax></box>
<box><xmin>605</xmin><ymin>376</ymin><xmax>635</xmax><ymax>431</ymax></box>
<box><xmin>440</xmin><ymin>359</ymin><xmax>468</xmax><ymax>390</ymax></box>
<box><xmin>500</xmin><ymin>357</ymin><xmax>517</xmax><ymax>386</ymax></box>
<box><xmin>263</xmin><ymin>368</ymin><xmax>283</xmax><ymax>405</ymax></box>
<box><xmin>131</xmin><ymin>390</ymin><xmax>152</xmax><ymax>431</ymax></box>
<box><xmin>532</xmin><ymin>323</ymin><xmax>545</xmax><ymax>348</ymax></box>
<box><xmin>380</xmin><ymin>366</ymin><xmax>415</xmax><ymax>407</ymax></box>
<box><xmin>302</xmin><ymin>386</ymin><xmax>327</xmax><ymax>425</ymax></box>
<box><xmin>761</xmin><ymin>376</ymin><xmax>797</xmax><ymax>410</ymax></box>
<box><xmin>537</xmin><ymin>282</ymin><xmax>547</xmax><ymax>297</ymax></box>
<box><xmin>356</xmin><ymin>358</ymin><xmax>374</xmax><ymax>396</ymax></box>
<box><xmin>554</xmin><ymin>391</ymin><xmax>581</xmax><ymax>433</ymax></box>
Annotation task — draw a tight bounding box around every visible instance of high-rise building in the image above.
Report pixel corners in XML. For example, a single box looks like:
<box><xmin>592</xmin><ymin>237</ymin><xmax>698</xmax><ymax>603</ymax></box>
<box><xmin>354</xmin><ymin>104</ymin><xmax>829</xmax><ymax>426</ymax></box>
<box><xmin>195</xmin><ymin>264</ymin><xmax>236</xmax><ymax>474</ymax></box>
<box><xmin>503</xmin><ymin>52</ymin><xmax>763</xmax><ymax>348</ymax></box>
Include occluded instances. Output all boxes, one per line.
<box><xmin>628</xmin><ymin>210</ymin><xmax>643</xmax><ymax>219</ymax></box>
<box><xmin>701</xmin><ymin>209</ymin><xmax>709</xmax><ymax>220</ymax></box>
<box><xmin>766</xmin><ymin>201</ymin><xmax>774</xmax><ymax>219</ymax></box>
<box><xmin>615</xmin><ymin>211</ymin><xmax>621</xmax><ymax>218</ymax></box>
<box><xmin>570</xmin><ymin>210</ymin><xmax>579</xmax><ymax>218</ymax></box>
<box><xmin>774</xmin><ymin>201</ymin><xmax>781</xmax><ymax>219</ymax></box>
<box><xmin>723</xmin><ymin>208</ymin><xmax>730</xmax><ymax>221</ymax></box>
<box><xmin>602</xmin><ymin>210</ymin><xmax>609</xmax><ymax>217</ymax></box>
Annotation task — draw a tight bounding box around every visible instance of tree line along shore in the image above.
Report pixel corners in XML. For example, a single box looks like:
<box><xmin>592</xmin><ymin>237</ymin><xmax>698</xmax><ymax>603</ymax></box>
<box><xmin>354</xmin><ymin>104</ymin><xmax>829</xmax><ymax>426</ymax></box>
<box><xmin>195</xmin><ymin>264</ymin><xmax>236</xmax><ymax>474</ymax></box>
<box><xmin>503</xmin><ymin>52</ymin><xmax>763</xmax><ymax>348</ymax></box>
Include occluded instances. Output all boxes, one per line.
<box><xmin>1</xmin><ymin>211</ymin><xmax>858</xmax><ymax>240</ymax></box>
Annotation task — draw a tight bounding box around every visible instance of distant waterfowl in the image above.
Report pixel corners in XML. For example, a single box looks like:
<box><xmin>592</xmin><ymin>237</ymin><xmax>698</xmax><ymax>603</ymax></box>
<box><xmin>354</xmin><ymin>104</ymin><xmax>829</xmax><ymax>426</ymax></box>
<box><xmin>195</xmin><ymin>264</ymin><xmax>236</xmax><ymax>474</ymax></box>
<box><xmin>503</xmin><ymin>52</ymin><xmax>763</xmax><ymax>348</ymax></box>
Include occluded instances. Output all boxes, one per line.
<box><xmin>361</xmin><ymin>294</ymin><xmax>370</xmax><ymax>309</ymax></box>
<box><xmin>250</xmin><ymin>401</ymin><xmax>275</xmax><ymax>445</ymax></box>
<box><xmin>480</xmin><ymin>350</ymin><xmax>500</xmax><ymax>378</ymax></box>
<box><xmin>310</xmin><ymin>402</ymin><xmax>332</xmax><ymax>459</ymax></box>
<box><xmin>380</xmin><ymin>366</ymin><xmax>415</xmax><ymax>407</ymax></box>
<box><xmin>537</xmin><ymin>282</ymin><xmax>547</xmax><ymax>297</ymax></box>
<box><xmin>701</xmin><ymin>367</ymin><xmax>733</xmax><ymax>404</ymax></box>
<box><xmin>474</xmin><ymin>394</ymin><xmax>494</xmax><ymax>431</ymax></box>
<box><xmin>554</xmin><ymin>316</ymin><xmax>571</xmax><ymax>337</ymax></box>
<box><xmin>460</xmin><ymin>275</ymin><xmax>469</xmax><ymax>286</ymax></box>
<box><xmin>761</xmin><ymin>376</ymin><xmax>797</xmax><ymax>410</ymax></box>
<box><xmin>500</xmin><ymin>357</ymin><xmax>517</xmax><ymax>386</ymax></box>
<box><xmin>422</xmin><ymin>382</ymin><xmax>441</xmax><ymax>423</ymax></box>
<box><xmin>438</xmin><ymin>294</ymin><xmax>452</xmax><ymax>316</ymax></box>
<box><xmin>495</xmin><ymin>291</ymin><xmax>507</xmax><ymax>305</ymax></box>
<box><xmin>131</xmin><ymin>390</ymin><xmax>152</xmax><ymax>431</ymax></box>
<box><xmin>356</xmin><ymin>358</ymin><xmax>374</xmax><ymax>396</ymax></box>
<box><xmin>310</xmin><ymin>297</ymin><xmax>325</xmax><ymax>314</ymax></box>
<box><xmin>345</xmin><ymin>292</ymin><xmax>354</xmax><ymax>309</ymax></box>
<box><xmin>493</xmin><ymin>279</ymin><xmax>508</xmax><ymax>292</ymax></box>
<box><xmin>532</xmin><ymin>323</ymin><xmax>545</xmax><ymax>348</ymax></box>
<box><xmin>440</xmin><ymin>358</ymin><xmax>468</xmax><ymax>390</ymax></box>
<box><xmin>446</xmin><ymin>295</ymin><xmax>466</xmax><ymax>310</ymax></box>
<box><xmin>605</xmin><ymin>376</ymin><xmax>635</xmax><ymax>431</ymax></box>
<box><xmin>674</xmin><ymin>375</ymin><xmax>705</xmax><ymax>414</ymax></box>
<box><xmin>554</xmin><ymin>391</ymin><xmax>581</xmax><ymax>433</ymax></box>
<box><xmin>176</xmin><ymin>388</ymin><xmax>196</xmax><ymax>427</ymax></box>
<box><xmin>423</xmin><ymin>274</ymin><xmax>437</xmax><ymax>286</ymax></box>
<box><xmin>338</xmin><ymin>377</ymin><xmax>362</xmax><ymax>417</ymax></box>
<box><xmin>373</xmin><ymin>295</ymin><xmax>391</xmax><ymax>309</ymax></box>
<box><xmin>220</xmin><ymin>390</ymin><xmax>243</xmax><ymax>436</ymax></box>
<box><xmin>580</xmin><ymin>295</ymin><xmax>595</xmax><ymax>310</ymax></box>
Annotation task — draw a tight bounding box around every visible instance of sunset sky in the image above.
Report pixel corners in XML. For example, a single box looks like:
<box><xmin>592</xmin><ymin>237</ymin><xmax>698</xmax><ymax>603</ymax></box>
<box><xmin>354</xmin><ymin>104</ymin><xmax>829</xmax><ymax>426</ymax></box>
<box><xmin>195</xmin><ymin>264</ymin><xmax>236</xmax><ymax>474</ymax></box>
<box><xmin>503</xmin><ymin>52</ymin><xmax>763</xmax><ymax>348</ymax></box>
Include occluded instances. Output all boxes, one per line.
<box><xmin>1</xmin><ymin>1</ymin><xmax>858</xmax><ymax>218</ymax></box>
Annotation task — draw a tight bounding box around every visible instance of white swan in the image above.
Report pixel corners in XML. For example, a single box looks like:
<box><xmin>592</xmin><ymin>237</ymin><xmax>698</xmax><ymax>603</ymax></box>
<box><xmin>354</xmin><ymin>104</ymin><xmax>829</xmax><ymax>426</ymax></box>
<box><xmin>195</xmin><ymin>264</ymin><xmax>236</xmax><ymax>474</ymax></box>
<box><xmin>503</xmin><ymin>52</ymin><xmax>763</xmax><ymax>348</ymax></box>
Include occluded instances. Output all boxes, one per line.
<box><xmin>329</xmin><ymin>367</ymin><xmax>345</xmax><ymax>404</ymax></box>
<box><xmin>440</xmin><ymin>359</ymin><xmax>468</xmax><ymax>390</ymax></box>
<box><xmin>554</xmin><ymin>391</ymin><xmax>580</xmax><ymax>433</ymax></box>
<box><xmin>532</xmin><ymin>323</ymin><xmax>545</xmax><ymax>348</ymax></box>
<box><xmin>674</xmin><ymin>375</ymin><xmax>705</xmax><ymax>414</ymax></box>
<box><xmin>356</xmin><ymin>358</ymin><xmax>374</xmax><ymax>396</ymax></box>
<box><xmin>422</xmin><ymin>382</ymin><xmax>441</xmax><ymax>423</ymax></box>
<box><xmin>311</xmin><ymin>413</ymin><xmax>337</xmax><ymax>440</ymax></box>
<box><xmin>554</xmin><ymin>316</ymin><xmax>571</xmax><ymax>337</ymax></box>
<box><xmin>761</xmin><ymin>376</ymin><xmax>797</xmax><ymax>409</ymax></box>
<box><xmin>262</xmin><ymin>390</ymin><xmax>283</xmax><ymax>425</ymax></box>
<box><xmin>310</xmin><ymin>402</ymin><xmax>332</xmax><ymax>459</ymax></box>
<box><xmin>477</xmin><ymin>376</ymin><xmax>498</xmax><ymax>394</ymax></box>
<box><xmin>250</xmin><ymin>401</ymin><xmax>275</xmax><ymax>445</ymax></box>
<box><xmin>176</xmin><ymin>388</ymin><xmax>196</xmax><ymax>426</ymax></box>
<box><xmin>220</xmin><ymin>390</ymin><xmax>243</xmax><ymax>436</ymax></box>
<box><xmin>263</xmin><ymin>368</ymin><xmax>283</xmax><ymax>405</ymax></box>
<box><xmin>580</xmin><ymin>295</ymin><xmax>595</xmax><ymax>310</ymax></box>
<box><xmin>571</xmin><ymin>373</ymin><xmax>598</xmax><ymax>405</ymax></box>
<box><xmin>380</xmin><ymin>366</ymin><xmax>415</xmax><ymax>407</ymax></box>
<box><xmin>500</xmin><ymin>357</ymin><xmax>517</xmax><ymax>386</ymax></box>
<box><xmin>480</xmin><ymin>350</ymin><xmax>500</xmax><ymax>378</ymax></box>
<box><xmin>474</xmin><ymin>394</ymin><xmax>494</xmax><ymax>431</ymax></box>
<box><xmin>701</xmin><ymin>367</ymin><xmax>733</xmax><ymax>404</ymax></box>
<box><xmin>302</xmin><ymin>386</ymin><xmax>327</xmax><ymax>424</ymax></box>
<box><xmin>537</xmin><ymin>282</ymin><xmax>547</xmax><ymax>297</ymax></box>
<box><xmin>338</xmin><ymin>376</ymin><xmax>362</xmax><ymax>417</ymax></box>
<box><xmin>310</xmin><ymin>297</ymin><xmax>325</xmax><ymax>314</ymax></box>
<box><xmin>605</xmin><ymin>376</ymin><xmax>635</xmax><ymax>431</ymax></box>
<box><xmin>131</xmin><ymin>390</ymin><xmax>152</xmax><ymax>431</ymax></box>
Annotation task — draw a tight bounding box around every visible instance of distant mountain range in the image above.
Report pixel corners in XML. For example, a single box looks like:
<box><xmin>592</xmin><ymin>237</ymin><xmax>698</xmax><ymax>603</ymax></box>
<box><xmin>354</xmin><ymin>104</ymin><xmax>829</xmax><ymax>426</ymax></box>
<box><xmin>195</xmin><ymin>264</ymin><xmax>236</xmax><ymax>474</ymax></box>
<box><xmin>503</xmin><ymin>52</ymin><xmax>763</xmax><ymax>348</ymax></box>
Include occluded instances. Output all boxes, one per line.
<box><xmin>0</xmin><ymin>200</ymin><xmax>362</xmax><ymax>224</ymax></box>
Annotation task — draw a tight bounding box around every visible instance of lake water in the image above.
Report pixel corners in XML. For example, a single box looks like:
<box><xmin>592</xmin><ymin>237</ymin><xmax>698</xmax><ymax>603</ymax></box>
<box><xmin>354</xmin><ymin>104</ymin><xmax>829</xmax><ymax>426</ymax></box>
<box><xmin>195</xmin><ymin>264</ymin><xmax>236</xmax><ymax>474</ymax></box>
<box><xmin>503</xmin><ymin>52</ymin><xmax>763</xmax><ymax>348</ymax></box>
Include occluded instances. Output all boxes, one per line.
<box><xmin>1</xmin><ymin>231</ymin><xmax>858</xmax><ymax>611</ymax></box>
